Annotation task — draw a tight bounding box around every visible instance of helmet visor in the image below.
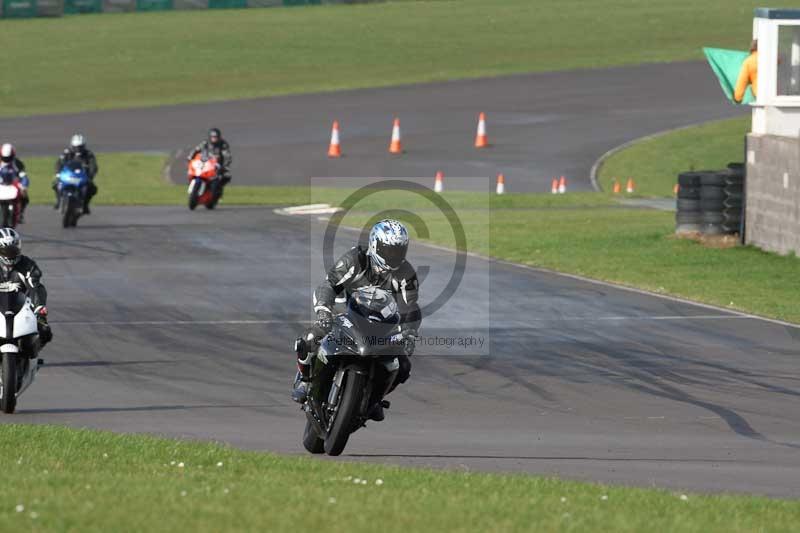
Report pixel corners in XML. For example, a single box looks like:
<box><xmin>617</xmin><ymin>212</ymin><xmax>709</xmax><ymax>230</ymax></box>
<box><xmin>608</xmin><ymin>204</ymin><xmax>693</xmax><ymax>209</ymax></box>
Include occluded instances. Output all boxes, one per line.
<box><xmin>0</xmin><ymin>245</ymin><xmax>20</xmax><ymax>266</ymax></box>
<box><xmin>375</xmin><ymin>240</ymin><xmax>406</xmax><ymax>270</ymax></box>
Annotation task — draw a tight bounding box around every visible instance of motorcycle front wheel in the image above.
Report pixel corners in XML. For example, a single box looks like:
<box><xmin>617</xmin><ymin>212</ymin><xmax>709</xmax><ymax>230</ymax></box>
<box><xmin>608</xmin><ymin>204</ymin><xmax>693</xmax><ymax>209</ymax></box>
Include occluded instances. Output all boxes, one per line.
<box><xmin>62</xmin><ymin>196</ymin><xmax>79</xmax><ymax>228</ymax></box>
<box><xmin>188</xmin><ymin>179</ymin><xmax>201</xmax><ymax>211</ymax></box>
<box><xmin>1</xmin><ymin>203</ymin><xmax>13</xmax><ymax>228</ymax></box>
<box><xmin>324</xmin><ymin>368</ymin><xmax>366</xmax><ymax>456</ymax></box>
<box><xmin>302</xmin><ymin>419</ymin><xmax>324</xmax><ymax>454</ymax></box>
<box><xmin>1</xmin><ymin>354</ymin><xmax>18</xmax><ymax>414</ymax></box>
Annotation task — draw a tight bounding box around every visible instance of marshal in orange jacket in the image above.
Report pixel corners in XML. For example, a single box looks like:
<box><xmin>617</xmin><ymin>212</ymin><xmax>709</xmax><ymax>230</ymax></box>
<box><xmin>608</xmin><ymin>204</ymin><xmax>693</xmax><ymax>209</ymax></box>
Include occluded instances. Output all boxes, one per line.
<box><xmin>734</xmin><ymin>51</ymin><xmax>758</xmax><ymax>103</ymax></box>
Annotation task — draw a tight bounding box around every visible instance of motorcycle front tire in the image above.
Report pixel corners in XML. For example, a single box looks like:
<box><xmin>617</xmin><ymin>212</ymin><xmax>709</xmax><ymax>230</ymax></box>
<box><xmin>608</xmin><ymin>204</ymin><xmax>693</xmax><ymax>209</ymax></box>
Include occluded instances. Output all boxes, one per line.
<box><xmin>1</xmin><ymin>354</ymin><xmax>18</xmax><ymax>414</ymax></box>
<box><xmin>324</xmin><ymin>368</ymin><xmax>366</xmax><ymax>456</ymax></box>
<box><xmin>302</xmin><ymin>419</ymin><xmax>325</xmax><ymax>454</ymax></box>
<box><xmin>188</xmin><ymin>179</ymin><xmax>200</xmax><ymax>211</ymax></box>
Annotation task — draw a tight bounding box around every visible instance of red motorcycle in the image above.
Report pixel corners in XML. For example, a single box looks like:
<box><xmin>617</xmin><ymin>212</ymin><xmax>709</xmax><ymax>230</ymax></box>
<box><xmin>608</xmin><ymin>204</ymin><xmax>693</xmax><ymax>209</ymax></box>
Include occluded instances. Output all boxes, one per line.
<box><xmin>0</xmin><ymin>168</ymin><xmax>22</xmax><ymax>228</ymax></box>
<box><xmin>187</xmin><ymin>152</ymin><xmax>222</xmax><ymax>210</ymax></box>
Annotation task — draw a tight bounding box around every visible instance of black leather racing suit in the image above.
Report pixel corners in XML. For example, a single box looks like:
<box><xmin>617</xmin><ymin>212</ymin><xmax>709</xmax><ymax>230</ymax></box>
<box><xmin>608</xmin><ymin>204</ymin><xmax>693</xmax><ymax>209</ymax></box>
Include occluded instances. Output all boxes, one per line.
<box><xmin>56</xmin><ymin>148</ymin><xmax>98</xmax><ymax>179</ymax></box>
<box><xmin>188</xmin><ymin>140</ymin><xmax>233</xmax><ymax>184</ymax></box>
<box><xmin>0</xmin><ymin>256</ymin><xmax>52</xmax><ymax>353</ymax></box>
<box><xmin>299</xmin><ymin>245</ymin><xmax>421</xmax><ymax>390</ymax></box>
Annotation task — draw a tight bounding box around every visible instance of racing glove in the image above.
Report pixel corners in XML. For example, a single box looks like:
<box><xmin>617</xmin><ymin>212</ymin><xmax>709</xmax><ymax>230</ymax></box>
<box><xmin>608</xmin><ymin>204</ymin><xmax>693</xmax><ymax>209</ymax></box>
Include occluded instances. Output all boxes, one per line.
<box><xmin>315</xmin><ymin>309</ymin><xmax>333</xmax><ymax>332</ymax></box>
<box><xmin>35</xmin><ymin>307</ymin><xmax>53</xmax><ymax>346</ymax></box>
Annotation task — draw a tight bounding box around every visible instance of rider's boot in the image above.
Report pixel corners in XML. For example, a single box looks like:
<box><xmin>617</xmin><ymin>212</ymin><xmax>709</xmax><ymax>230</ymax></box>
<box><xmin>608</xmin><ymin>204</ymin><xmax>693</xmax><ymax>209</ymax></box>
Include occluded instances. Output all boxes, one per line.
<box><xmin>367</xmin><ymin>400</ymin><xmax>390</xmax><ymax>422</ymax></box>
<box><xmin>82</xmin><ymin>203</ymin><xmax>91</xmax><ymax>215</ymax></box>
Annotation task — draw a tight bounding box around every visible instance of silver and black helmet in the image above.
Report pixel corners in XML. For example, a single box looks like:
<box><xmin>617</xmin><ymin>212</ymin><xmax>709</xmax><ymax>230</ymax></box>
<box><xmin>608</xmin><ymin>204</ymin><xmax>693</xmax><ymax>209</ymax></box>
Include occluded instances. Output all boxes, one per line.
<box><xmin>0</xmin><ymin>228</ymin><xmax>21</xmax><ymax>268</ymax></box>
<box><xmin>367</xmin><ymin>219</ymin><xmax>409</xmax><ymax>273</ymax></box>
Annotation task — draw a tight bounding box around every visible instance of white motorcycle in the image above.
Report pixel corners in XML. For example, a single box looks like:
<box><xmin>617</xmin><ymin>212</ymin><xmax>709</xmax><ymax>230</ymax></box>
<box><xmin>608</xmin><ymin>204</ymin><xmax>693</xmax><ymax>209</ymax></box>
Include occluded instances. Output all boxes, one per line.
<box><xmin>0</xmin><ymin>282</ymin><xmax>43</xmax><ymax>413</ymax></box>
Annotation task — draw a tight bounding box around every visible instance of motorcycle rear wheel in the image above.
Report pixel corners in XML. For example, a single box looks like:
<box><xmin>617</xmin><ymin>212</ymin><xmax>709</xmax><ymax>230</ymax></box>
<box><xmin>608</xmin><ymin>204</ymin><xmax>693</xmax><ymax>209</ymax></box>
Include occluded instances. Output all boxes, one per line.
<box><xmin>206</xmin><ymin>180</ymin><xmax>222</xmax><ymax>210</ymax></box>
<box><xmin>302</xmin><ymin>419</ymin><xmax>325</xmax><ymax>454</ymax></box>
<box><xmin>324</xmin><ymin>369</ymin><xmax>366</xmax><ymax>456</ymax></box>
<box><xmin>1</xmin><ymin>354</ymin><xmax>18</xmax><ymax>414</ymax></box>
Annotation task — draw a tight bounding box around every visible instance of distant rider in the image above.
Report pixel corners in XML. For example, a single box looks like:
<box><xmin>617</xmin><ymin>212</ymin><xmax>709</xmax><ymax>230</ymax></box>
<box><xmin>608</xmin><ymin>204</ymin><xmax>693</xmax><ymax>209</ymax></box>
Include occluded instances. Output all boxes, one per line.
<box><xmin>292</xmin><ymin>219</ymin><xmax>421</xmax><ymax>421</ymax></box>
<box><xmin>0</xmin><ymin>228</ymin><xmax>52</xmax><ymax>353</ymax></box>
<box><xmin>187</xmin><ymin>128</ymin><xmax>232</xmax><ymax>196</ymax></box>
<box><xmin>53</xmin><ymin>134</ymin><xmax>98</xmax><ymax>214</ymax></box>
<box><xmin>0</xmin><ymin>144</ymin><xmax>30</xmax><ymax>223</ymax></box>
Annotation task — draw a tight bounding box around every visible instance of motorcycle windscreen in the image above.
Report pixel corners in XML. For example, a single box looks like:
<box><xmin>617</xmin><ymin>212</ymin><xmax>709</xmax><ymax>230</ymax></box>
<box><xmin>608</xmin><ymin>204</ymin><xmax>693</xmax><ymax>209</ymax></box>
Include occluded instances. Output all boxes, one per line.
<box><xmin>346</xmin><ymin>311</ymin><xmax>402</xmax><ymax>354</ymax></box>
<box><xmin>0</xmin><ymin>185</ymin><xmax>18</xmax><ymax>201</ymax></box>
<box><xmin>0</xmin><ymin>289</ymin><xmax>27</xmax><ymax>315</ymax></box>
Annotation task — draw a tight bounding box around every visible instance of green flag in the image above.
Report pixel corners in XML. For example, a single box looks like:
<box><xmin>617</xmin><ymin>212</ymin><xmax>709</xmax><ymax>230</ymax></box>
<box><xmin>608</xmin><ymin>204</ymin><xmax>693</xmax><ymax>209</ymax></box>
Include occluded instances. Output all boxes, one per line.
<box><xmin>703</xmin><ymin>47</ymin><xmax>754</xmax><ymax>104</ymax></box>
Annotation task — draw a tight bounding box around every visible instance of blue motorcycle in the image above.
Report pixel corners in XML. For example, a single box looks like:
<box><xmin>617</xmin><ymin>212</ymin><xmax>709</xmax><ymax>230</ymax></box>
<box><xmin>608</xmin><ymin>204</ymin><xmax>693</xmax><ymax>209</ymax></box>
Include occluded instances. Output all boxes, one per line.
<box><xmin>56</xmin><ymin>161</ymin><xmax>90</xmax><ymax>228</ymax></box>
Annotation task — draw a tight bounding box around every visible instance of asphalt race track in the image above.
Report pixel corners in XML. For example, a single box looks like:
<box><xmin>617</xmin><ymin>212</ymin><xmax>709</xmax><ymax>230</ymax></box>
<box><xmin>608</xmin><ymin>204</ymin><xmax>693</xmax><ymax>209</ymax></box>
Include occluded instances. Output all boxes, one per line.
<box><xmin>3</xmin><ymin>64</ymin><xmax>798</xmax><ymax>498</ymax></box>
<box><xmin>5</xmin><ymin>62</ymin><xmax>744</xmax><ymax>192</ymax></box>
<box><xmin>13</xmin><ymin>205</ymin><xmax>800</xmax><ymax>498</ymax></box>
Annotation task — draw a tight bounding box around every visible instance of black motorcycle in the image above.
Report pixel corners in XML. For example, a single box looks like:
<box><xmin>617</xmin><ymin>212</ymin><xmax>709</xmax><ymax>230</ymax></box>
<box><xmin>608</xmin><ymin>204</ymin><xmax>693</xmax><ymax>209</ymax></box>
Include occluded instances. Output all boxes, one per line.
<box><xmin>300</xmin><ymin>286</ymin><xmax>411</xmax><ymax>456</ymax></box>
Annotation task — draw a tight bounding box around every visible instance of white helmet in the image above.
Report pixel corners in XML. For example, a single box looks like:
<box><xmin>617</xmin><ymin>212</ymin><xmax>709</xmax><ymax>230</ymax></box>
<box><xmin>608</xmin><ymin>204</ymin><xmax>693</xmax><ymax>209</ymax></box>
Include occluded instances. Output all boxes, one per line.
<box><xmin>0</xmin><ymin>143</ymin><xmax>15</xmax><ymax>163</ymax></box>
<box><xmin>70</xmin><ymin>134</ymin><xmax>86</xmax><ymax>150</ymax></box>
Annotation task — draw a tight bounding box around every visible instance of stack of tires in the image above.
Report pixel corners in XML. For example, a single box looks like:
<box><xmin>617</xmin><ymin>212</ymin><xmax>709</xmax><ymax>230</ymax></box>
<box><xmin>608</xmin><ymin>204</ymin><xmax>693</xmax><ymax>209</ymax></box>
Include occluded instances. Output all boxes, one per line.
<box><xmin>675</xmin><ymin>165</ymin><xmax>744</xmax><ymax>236</ymax></box>
<box><xmin>700</xmin><ymin>171</ymin><xmax>727</xmax><ymax>235</ymax></box>
<box><xmin>722</xmin><ymin>163</ymin><xmax>744</xmax><ymax>234</ymax></box>
<box><xmin>676</xmin><ymin>171</ymin><xmax>703</xmax><ymax>233</ymax></box>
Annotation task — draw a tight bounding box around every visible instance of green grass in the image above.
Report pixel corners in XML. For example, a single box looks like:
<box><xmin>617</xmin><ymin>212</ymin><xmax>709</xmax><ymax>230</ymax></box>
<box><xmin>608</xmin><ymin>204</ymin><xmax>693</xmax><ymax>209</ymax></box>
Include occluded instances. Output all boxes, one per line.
<box><xmin>0</xmin><ymin>424</ymin><xmax>797</xmax><ymax>532</ymax></box>
<box><xmin>598</xmin><ymin>116</ymin><xmax>750</xmax><ymax>197</ymax></box>
<box><xmin>27</xmin><ymin>151</ymin><xmax>616</xmax><ymax>208</ymax></box>
<box><xmin>3</xmin><ymin>0</ymin><xmax>764</xmax><ymax>116</ymax></box>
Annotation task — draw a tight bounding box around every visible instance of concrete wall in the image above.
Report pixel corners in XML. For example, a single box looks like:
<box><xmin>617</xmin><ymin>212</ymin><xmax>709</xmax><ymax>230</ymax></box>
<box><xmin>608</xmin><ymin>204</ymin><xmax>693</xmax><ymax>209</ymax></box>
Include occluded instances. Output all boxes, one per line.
<box><xmin>745</xmin><ymin>133</ymin><xmax>800</xmax><ymax>255</ymax></box>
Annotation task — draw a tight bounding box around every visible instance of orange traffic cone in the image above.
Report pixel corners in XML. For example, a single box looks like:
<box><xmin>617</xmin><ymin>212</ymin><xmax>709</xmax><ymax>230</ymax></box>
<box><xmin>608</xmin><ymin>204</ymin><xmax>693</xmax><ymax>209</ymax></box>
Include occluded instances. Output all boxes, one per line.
<box><xmin>558</xmin><ymin>176</ymin><xmax>567</xmax><ymax>194</ymax></box>
<box><xmin>389</xmin><ymin>118</ymin><xmax>403</xmax><ymax>154</ymax></box>
<box><xmin>434</xmin><ymin>171</ymin><xmax>444</xmax><ymax>193</ymax></box>
<box><xmin>327</xmin><ymin>121</ymin><xmax>342</xmax><ymax>158</ymax></box>
<box><xmin>495</xmin><ymin>174</ymin><xmax>505</xmax><ymax>195</ymax></box>
<box><xmin>626</xmin><ymin>178</ymin><xmax>635</xmax><ymax>194</ymax></box>
<box><xmin>474</xmin><ymin>112</ymin><xmax>488</xmax><ymax>148</ymax></box>
<box><xmin>551</xmin><ymin>178</ymin><xmax>558</xmax><ymax>194</ymax></box>
<box><xmin>612</xmin><ymin>179</ymin><xmax>621</xmax><ymax>194</ymax></box>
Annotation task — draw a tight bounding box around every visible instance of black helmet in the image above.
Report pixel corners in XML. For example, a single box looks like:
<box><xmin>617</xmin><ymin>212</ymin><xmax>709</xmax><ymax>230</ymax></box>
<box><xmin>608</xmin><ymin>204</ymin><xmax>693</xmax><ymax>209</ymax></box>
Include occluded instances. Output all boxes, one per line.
<box><xmin>208</xmin><ymin>128</ymin><xmax>222</xmax><ymax>145</ymax></box>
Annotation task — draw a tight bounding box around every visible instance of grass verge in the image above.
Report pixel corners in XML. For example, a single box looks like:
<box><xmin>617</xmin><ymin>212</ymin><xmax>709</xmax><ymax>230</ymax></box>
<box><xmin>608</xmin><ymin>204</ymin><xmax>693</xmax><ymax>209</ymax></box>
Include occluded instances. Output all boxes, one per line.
<box><xmin>4</xmin><ymin>0</ymin><xmax>761</xmax><ymax>116</ymax></box>
<box><xmin>597</xmin><ymin>116</ymin><xmax>750</xmax><ymax>197</ymax></box>
<box><xmin>0</xmin><ymin>424</ymin><xmax>797</xmax><ymax>532</ymax></box>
